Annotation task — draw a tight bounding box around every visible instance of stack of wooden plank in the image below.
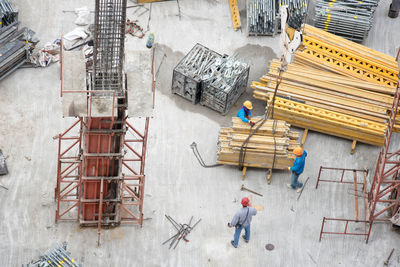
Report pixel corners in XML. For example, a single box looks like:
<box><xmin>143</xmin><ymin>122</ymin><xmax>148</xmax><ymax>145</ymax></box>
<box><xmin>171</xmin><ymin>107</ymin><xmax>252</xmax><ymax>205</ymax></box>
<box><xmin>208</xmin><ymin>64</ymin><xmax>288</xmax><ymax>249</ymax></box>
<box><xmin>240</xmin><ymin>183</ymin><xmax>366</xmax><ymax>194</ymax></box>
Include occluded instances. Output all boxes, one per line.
<box><xmin>252</xmin><ymin>24</ymin><xmax>399</xmax><ymax>147</ymax></box>
<box><xmin>217</xmin><ymin>117</ymin><xmax>300</xmax><ymax>169</ymax></box>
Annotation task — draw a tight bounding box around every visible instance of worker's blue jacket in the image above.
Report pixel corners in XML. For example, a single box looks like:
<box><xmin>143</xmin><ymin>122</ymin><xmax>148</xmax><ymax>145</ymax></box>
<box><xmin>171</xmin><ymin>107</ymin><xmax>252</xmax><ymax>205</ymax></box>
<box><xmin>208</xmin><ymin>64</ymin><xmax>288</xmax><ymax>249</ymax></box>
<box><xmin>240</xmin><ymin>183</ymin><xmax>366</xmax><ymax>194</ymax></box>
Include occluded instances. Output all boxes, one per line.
<box><xmin>237</xmin><ymin>106</ymin><xmax>251</xmax><ymax>123</ymax></box>
<box><xmin>290</xmin><ymin>150</ymin><xmax>307</xmax><ymax>174</ymax></box>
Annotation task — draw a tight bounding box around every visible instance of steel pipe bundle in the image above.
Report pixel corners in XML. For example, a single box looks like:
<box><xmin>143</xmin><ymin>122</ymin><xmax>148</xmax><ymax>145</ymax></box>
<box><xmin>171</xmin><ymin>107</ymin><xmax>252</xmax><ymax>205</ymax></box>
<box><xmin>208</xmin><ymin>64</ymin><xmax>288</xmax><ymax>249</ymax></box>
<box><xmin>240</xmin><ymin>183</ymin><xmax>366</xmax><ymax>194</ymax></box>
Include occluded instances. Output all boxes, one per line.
<box><xmin>247</xmin><ymin>0</ymin><xmax>307</xmax><ymax>36</ymax></box>
<box><xmin>314</xmin><ymin>0</ymin><xmax>379</xmax><ymax>43</ymax></box>
<box><xmin>0</xmin><ymin>21</ymin><xmax>37</xmax><ymax>81</ymax></box>
<box><xmin>0</xmin><ymin>0</ymin><xmax>18</xmax><ymax>26</ymax></box>
<box><xmin>25</xmin><ymin>243</ymin><xmax>80</xmax><ymax>267</ymax></box>
<box><xmin>248</xmin><ymin>0</ymin><xmax>276</xmax><ymax>35</ymax></box>
<box><xmin>276</xmin><ymin>0</ymin><xmax>308</xmax><ymax>29</ymax></box>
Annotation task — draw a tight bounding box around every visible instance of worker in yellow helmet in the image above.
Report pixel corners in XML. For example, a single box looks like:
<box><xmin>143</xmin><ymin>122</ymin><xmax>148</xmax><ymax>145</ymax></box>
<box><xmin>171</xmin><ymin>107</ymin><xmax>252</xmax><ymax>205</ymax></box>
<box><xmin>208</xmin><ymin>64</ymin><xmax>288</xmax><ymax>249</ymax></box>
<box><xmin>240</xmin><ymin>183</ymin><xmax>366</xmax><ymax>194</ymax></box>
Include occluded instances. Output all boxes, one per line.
<box><xmin>287</xmin><ymin>147</ymin><xmax>307</xmax><ymax>192</ymax></box>
<box><xmin>237</xmin><ymin>101</ymin><xmax>255</xmax><ymax>127</ymax></box>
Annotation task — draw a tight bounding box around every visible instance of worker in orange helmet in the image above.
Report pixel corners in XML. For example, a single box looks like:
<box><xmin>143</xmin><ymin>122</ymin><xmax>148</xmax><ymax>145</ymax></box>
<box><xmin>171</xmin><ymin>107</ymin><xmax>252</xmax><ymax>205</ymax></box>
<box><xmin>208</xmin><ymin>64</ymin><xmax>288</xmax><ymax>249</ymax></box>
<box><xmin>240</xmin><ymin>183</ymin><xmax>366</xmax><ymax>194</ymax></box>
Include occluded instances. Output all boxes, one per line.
<box><xmin>227</xmin><ymin>197</ymin><xmax>257</xmax><ymax>248</ymax></box>
<box><xmin>237</xmin><ymin>100</ymin><xmax>255</xmax><ymax>127</ymax></box>
<box><xmin>287</xmin><ymin>146</ymin><xmax>307</xmax><ymax>192</ymax></box>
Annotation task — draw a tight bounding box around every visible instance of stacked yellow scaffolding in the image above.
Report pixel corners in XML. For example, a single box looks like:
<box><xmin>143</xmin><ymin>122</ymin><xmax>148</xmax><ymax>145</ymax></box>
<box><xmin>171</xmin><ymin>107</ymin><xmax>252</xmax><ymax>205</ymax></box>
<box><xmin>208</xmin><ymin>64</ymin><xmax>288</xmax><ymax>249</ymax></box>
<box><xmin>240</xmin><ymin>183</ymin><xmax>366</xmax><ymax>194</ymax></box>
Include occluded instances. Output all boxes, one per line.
<box><xmin>252</xmin><ymin>24</ymin><xmax>399</xmax><ymax>148</ymax></box>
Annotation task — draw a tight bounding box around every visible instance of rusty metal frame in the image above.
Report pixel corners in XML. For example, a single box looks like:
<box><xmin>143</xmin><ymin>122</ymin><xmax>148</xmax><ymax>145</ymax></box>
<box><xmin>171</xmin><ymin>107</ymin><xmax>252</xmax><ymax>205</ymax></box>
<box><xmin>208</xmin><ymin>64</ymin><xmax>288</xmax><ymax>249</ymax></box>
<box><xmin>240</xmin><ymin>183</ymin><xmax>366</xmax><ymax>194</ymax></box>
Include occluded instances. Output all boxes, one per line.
<box><xmin>368</xmin><ymin>81</ymin><xmax>400</xmax><ymax>223</ymax></box>
<box><xmin>316</xmin><ymin>167</ymin><xmax>372</xmax><ymax>242</ymax></box>
<box><xmin>319</xmin><ymin>217</ymin><xmax>372</xmax><ymax>242</ymax></box>
<box><xmin>55</xmin><ymin>118</ymin><xmax>82</xmax><ymax>222</ymax></box>
<box><xmin>120</xmin><ymin>117</ymin><xmax>150</xmax><ymax>225</ymax></box>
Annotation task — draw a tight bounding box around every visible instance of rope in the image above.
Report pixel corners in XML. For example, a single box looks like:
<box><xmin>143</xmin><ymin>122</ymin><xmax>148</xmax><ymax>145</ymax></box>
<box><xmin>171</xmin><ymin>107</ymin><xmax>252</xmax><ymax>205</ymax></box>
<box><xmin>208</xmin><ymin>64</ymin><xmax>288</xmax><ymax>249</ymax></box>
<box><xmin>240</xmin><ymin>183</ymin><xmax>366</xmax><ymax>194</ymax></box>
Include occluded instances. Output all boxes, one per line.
<box><xmin>190</xmin><ymin>142</ymin><xmax>222</xmax><ymax>168</ymax></box>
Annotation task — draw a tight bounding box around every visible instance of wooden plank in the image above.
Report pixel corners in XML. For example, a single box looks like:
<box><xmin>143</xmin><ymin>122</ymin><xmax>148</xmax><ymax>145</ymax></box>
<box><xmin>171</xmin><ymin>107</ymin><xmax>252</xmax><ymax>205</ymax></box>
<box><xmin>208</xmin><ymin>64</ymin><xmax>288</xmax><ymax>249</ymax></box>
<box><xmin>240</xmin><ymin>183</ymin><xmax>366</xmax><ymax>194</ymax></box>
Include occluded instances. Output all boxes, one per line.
<box><xmin>301</xmin><ymin>129</ymin><xmax>308</xmax><ymax>148</ymax></box>
<box><xmin>254</xmin><ymin>90</ymin><xmax>388</xmax><ymax>123</ymax></box>
<box><xmin>304</xmin><ymin>24</ymin><xmax>398</xmax><ymax>70</ymax></box>
<box><xmin>351</xmin><ymin>140</ymin><xmax>357</xmax><ymax>155</ymax></box>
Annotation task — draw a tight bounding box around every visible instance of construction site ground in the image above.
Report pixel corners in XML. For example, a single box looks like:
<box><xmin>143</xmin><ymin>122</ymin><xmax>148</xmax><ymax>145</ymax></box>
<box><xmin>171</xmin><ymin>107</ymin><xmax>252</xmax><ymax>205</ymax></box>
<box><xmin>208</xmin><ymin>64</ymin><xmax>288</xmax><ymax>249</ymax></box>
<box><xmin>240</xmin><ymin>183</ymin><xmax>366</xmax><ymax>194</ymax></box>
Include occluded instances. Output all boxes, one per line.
<box><xmin>1</xmin><ymin>0</ymin><xmax>400</xmax><ymax>266</ymax></box>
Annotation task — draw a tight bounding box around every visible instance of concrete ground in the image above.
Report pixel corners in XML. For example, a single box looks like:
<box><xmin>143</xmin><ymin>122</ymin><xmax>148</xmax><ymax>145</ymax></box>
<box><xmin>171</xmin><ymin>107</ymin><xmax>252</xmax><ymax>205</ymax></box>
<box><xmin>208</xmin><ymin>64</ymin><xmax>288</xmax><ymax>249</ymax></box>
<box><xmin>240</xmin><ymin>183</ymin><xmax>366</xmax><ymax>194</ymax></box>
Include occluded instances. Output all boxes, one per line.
<box><xmin>0</xmin><ymin>0</ymin><xmax>400</xmax><ymax>266</ymax></box>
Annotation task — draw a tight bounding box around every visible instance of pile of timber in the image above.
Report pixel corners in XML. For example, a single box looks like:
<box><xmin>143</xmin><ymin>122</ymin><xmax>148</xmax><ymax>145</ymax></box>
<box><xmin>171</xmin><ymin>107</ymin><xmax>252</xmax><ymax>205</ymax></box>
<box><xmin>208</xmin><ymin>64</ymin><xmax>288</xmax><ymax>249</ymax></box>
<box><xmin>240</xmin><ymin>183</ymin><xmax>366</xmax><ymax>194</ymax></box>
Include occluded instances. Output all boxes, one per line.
<box><xmin>252</xmin><ymin>24</ymin><xmax>399</xmax><ymax>147</ymax></box>
<box><xmin>217</xmin><ymin>117</ymin><xmax>300</xmax><ymax>169</ymax></box>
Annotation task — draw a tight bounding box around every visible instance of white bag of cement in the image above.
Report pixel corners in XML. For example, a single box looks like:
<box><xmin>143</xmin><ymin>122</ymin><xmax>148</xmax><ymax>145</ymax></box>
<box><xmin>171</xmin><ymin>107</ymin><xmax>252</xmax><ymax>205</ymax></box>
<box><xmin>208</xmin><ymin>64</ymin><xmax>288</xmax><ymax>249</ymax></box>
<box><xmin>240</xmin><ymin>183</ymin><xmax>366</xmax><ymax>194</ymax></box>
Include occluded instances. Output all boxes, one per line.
<box><xmin>74</xmin><ymin>6</ymin><xmax>90</xmax><ymax>26</ymax></box>
<box><xmin>64</xmin><ymin>27</ymin><xmax>88</xmax><ymax>41</ymax></box>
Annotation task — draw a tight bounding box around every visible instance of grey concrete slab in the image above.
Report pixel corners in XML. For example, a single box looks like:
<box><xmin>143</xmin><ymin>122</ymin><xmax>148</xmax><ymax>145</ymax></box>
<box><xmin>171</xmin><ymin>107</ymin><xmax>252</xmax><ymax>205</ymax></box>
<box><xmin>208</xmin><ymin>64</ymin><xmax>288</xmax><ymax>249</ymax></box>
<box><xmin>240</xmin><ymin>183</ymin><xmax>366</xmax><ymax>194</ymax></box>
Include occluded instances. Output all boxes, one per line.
<box><xmin>62</xmin><ymin>50</ymin><xmax>88</xmax><ymax>117</ymax></box>
<box><xmin>90</xmin><ymin>96</ymin><xmax>118</xmax><ymax>117</ymax></box>
<box><xmin>126</xmin><ymin>49</ymin><xmax>154</xmax><ymax>117</ymax></box>
<box><xmin>0</xmin><ymin>0</ymin><xmax>399</xmax><ymax>266</ymax></box>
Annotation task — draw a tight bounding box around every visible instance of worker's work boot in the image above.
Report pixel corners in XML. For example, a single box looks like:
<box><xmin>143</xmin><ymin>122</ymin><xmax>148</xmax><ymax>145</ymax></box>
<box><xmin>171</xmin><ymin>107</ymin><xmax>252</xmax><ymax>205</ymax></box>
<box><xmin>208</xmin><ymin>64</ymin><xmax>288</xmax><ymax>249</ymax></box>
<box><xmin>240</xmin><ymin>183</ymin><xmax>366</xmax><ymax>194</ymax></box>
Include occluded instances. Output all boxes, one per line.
<box><xmin>286</xmin><ymin>184</ymin><xmax>295</xmax><ymax>190</ymax></box>
<box><xmin>230</xmin><ymin>240</ymin><xmax>237</xmax><ymax>248</ymax></box>
<box><xmin>296</xmin><ymin>182</ymin><xmax>303</xmax><ymax>193</ymax></box>
<box><xmin>242</xmin><ymin>235</ymin><xmax>249</xmax><ymax>243</ymax></box>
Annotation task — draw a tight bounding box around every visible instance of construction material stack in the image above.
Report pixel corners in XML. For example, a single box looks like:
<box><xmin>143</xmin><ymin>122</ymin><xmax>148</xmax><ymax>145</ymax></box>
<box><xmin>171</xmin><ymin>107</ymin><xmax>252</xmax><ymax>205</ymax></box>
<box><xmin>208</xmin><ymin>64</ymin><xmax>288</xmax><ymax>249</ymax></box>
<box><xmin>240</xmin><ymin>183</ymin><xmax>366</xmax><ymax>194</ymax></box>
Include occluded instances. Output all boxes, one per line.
<box><xmin>247</xmin><ymin>0</ymin><xmax>307</xmax><ymax>36</ymax></box>
<box><xmin>172</xmin><ymin>43</ymin><xmax>249</xmax><ymax>114</ymax></box>
<box><xmin>217</xmin><ymin>117</ymin><xmax>300</xmax><ymax>169</ymax></box>
<box><xmin>314</xmin><ymin>0</ymin><xmax>379</xmax><ymax>42</ymax></box>
<box><xmin>252</xmin><ymin>24</ymin><xmax>398</xmax><ymax>147</ymax></box>
<box><xmin>0</xmin><ymin>0</ymin><xmax>38</xmax><ymax>81</ymax></box>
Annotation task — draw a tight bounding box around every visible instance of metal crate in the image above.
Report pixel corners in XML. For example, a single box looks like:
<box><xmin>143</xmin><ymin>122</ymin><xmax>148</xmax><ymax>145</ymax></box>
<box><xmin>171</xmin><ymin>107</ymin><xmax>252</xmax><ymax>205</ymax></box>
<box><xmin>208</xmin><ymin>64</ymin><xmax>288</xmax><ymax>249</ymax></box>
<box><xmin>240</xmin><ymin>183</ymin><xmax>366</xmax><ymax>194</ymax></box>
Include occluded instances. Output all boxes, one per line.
<box><xmin>171</xmin><ymin>43</ymin><xmax>221</xmax><ymax>104</ymax></box>
<box><xmin>200</xmin><ymin>66</ymin><xmax>250</xmax><ymax>115</ymax></box>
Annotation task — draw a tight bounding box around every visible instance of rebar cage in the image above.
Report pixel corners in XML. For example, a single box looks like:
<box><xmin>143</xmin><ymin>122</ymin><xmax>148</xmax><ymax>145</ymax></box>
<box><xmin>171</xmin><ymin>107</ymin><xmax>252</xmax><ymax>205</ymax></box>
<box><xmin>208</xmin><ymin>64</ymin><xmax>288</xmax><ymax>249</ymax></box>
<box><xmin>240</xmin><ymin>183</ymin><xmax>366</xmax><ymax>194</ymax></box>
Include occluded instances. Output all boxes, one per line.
<box><xmin>92</xmin><ymin>0</ymin><xmax>127</xmax><ymax>94</ymax></box>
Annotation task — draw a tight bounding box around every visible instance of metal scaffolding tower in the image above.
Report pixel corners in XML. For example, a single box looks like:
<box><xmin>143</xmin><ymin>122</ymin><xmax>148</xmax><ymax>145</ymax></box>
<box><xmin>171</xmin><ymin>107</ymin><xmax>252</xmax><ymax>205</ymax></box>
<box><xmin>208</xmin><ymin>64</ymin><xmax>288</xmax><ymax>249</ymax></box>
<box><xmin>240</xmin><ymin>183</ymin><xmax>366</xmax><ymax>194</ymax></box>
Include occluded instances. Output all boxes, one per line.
<box><xmin>55</xmin><ymin>0</ymin><xmax>153</xmax><ymax>246</ymax></box>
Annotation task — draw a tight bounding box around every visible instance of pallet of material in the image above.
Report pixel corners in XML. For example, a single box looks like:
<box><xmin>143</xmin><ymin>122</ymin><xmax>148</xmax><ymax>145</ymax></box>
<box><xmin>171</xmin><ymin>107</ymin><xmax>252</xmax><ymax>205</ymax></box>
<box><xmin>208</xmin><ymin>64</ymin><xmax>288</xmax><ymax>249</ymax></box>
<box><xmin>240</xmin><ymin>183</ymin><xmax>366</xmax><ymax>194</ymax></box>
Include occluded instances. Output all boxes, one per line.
<box><xmin>252</xmin><ymin>24</ymin><xmax>399</xmax><ymax>146</ymax></box>
<box><xmin>217</xmin><ymin>117</ymin><xmax>300</xmax><ymax>169</ymax></box>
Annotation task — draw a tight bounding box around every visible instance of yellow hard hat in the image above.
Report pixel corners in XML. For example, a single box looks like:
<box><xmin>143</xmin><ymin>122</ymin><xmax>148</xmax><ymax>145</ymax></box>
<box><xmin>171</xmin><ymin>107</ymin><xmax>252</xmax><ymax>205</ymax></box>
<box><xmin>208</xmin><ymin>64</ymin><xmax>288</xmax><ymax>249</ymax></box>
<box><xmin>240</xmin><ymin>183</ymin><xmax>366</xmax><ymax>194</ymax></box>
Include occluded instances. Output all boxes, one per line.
<box><xmin>293</xmin><ymin>147</ymin><xmax>303</xmax><ymax>156</ymax></box>
<box><xmin>243</xmin><ymin>100</ymin><xmax>253</xmax><ymax>110</ymax></box>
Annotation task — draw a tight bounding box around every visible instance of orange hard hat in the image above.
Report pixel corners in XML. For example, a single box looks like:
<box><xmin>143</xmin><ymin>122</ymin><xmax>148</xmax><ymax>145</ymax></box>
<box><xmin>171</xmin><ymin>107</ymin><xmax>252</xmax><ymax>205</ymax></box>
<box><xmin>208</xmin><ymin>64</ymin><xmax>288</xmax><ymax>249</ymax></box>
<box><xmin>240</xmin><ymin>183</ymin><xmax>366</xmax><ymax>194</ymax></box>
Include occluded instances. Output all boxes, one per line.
<box><xmin>293</xmin><ymin>147</ymin><xmax>303</xmax><ymax>156</ymax></box>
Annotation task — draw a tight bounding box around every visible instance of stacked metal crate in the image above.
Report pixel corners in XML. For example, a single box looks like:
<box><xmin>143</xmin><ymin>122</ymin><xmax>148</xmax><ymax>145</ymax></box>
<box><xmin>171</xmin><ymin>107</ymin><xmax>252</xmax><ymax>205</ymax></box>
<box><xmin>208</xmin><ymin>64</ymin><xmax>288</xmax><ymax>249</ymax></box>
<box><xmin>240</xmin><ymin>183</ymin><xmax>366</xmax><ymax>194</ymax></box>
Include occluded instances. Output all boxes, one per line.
<box><xmin>314</xmin><ymin>0</ymin><xmax>379</xmax><ymax>43</ymax></box>
<box><xmin>200</xmin><ymin>56</ymin><xmax>250</xmax><ymax>114</ymax></box>
<box><xmin>172</xmin><ymin>43</ymin><xmax>221</xmax><ymax>104</ymax></box>
<box><xmin>172</xmin><ymin>44</ymin><xmax>250</xmax><ymax>114</ymax></box>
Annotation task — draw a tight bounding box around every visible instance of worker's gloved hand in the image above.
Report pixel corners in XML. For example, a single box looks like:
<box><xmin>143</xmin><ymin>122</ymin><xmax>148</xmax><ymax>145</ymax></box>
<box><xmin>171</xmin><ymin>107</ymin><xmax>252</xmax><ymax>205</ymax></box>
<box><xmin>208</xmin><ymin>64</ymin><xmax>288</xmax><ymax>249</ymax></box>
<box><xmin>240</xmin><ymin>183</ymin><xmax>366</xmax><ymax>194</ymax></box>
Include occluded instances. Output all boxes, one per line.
<box><xmin>288</xmin><ymin>167</ymin><xmax>291</xmax><ymax>171</ymax></box>
<box><xmin>249</xmin><ymin>121</ymin><xmax>255</xmax><ymax>127</ymax></box>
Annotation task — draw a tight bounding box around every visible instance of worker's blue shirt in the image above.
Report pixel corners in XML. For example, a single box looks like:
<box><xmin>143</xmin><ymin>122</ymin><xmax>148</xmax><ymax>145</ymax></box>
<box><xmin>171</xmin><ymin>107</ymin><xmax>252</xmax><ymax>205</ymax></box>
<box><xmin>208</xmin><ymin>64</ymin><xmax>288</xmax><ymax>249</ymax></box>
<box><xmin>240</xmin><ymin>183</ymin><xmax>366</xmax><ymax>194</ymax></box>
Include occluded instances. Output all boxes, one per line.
<box><xmin>290</xmin><ymin>150</ymin><xmax>307</xmax><ymax>174</ymax></box>
<box><xmin>237</xmin><ymin>107</ymin><xmax>251</xmax><ymax>123</ymax></box>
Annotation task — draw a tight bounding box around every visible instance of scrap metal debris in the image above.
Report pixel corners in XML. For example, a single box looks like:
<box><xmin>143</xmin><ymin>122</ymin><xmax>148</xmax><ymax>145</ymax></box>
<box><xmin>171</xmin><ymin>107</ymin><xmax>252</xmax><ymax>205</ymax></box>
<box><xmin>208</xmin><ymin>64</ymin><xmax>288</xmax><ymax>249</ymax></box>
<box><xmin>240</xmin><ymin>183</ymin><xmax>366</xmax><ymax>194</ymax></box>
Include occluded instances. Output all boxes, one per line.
<box><xmin>125</xmin><ymin>19</ymin><xmax>145</xmax><ymax>38</ymax></box>
<box><xmin>0</xmin><ymin>150</ymin><xmax>8</xmax><ymax>176</ymax></box>
<box><xmin>162</xmin><ymin>214</ymin><xmax>201</xmax><ymax>249</ymax></box>
<box><xmin>28</xmin><ymin>40</ymin><xmax>61</xmax><ymax>67</ymax></box>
